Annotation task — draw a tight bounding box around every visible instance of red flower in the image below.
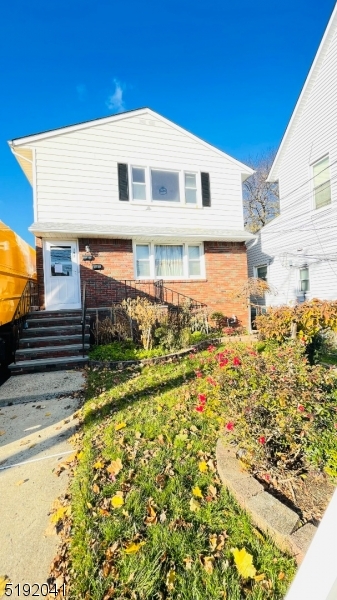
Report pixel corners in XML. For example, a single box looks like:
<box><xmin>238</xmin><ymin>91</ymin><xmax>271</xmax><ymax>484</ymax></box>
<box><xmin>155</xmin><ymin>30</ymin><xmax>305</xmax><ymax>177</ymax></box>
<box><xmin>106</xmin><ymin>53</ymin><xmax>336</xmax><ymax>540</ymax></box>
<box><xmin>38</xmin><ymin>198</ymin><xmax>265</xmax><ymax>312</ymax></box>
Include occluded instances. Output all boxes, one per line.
<box><xmin>258</xmin><ymin>436</ymin><xmax>266</xmax><ymax>445</ymax></box>
<box><xmin>297</xmin><ymin>404</ymin><xmax>305</xmax><ymax>412</ymax></box>
<box><xmin>198</xmin><ymin>394</ymin><xmax>207</xmax><ymax>404</ymax></box>
<box><xmin>263</xmin><ymin>473</ymin><xmax>271</xmax><ymax>482</ymax></box>
<box><xmin>195</xmin><ymin>405</ymin><xmax>205</xmax><ymax>412</ymax></box>
<box><xmin>207</xmin><ymin>345</ymin><xmax>216</xmax><ymax>352</ymax></box>
<box><xmin>219</xmin><ymin>359</ymin><xmax>229</xmax><ymax>367</ymax></box>
<box><xmin>206</xmin><ymin>376</ymin><xmax>217</xmax><ymax>386</ymax></box>
<box><xmin>225</xmin><ymin>421</ymin><xmax>234</xmax><ymax>431</ymax></box>
<box><xmin>195</xmin><ymin>371</ymin><xmax>203</xmax><ymax>378</ymax></box>
<box><xmin>233</xmin><ymin>357</ymin><xmax>241</xmax><ymax>366</ymax></box>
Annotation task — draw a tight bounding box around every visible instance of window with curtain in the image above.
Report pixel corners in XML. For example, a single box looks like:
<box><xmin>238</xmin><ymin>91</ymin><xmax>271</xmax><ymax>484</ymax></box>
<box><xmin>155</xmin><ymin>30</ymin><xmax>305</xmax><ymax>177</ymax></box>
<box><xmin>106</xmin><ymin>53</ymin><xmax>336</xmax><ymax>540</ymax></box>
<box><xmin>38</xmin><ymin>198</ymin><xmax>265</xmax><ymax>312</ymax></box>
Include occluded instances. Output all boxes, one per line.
<box><xmin>313</xmin><ymin>156</ymin><xmax>331</xmax><ymax>209</ymax></box>
<box><xmin>155</xmin><ymin>245</ymin><xmax>184</xmax><ymax>276</ymax></box>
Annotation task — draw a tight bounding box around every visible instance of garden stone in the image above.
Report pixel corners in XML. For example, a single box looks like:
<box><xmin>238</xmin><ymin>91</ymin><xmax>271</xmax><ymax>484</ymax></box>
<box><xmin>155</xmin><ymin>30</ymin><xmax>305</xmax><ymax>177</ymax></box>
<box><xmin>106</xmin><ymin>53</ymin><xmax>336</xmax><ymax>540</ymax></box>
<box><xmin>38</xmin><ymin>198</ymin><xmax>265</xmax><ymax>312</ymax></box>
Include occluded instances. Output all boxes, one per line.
<box><xmin>288</xmin><ymin>523</ymin><xmax>318</xmax><ymax>563</ymax></box>
<box><xmin>247</xmin><ymin>492</ymin><xmax>300</xmax><ymax>548</ymax></box>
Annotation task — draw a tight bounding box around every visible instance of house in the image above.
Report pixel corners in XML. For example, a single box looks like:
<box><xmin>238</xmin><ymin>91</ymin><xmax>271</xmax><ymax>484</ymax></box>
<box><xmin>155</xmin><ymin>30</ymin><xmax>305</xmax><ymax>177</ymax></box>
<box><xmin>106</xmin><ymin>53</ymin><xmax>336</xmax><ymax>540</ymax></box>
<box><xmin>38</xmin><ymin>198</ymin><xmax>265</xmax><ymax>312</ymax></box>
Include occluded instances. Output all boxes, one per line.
<box><xmin>248</xmin><ymin>5</ymin><xmax>337</xmax><ymax>310</ymax></box>
<box><xmin>9</xmin><ymin>108</ymin><xmax>254</xmax><ymax>329</ymax></box>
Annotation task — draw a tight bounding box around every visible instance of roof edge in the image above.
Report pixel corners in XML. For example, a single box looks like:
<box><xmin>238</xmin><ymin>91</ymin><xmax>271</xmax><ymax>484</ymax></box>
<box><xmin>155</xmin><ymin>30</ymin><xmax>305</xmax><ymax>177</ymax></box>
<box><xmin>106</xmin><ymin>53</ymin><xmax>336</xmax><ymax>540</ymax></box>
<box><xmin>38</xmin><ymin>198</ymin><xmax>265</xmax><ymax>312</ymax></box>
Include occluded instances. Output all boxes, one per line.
<box><xmin>9</xmin><ymin>107</ymin><xmax>254</xmax><ymax>175</ymax></box>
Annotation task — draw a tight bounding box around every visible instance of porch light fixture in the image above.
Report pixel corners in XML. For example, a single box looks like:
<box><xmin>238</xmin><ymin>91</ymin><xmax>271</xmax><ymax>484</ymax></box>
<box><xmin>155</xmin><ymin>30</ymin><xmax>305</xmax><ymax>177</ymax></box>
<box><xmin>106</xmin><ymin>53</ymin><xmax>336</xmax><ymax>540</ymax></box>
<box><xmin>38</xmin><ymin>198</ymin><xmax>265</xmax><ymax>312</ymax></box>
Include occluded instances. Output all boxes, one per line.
<box><xmin>82</xmin><ymin>244</ymin><xmax>94</xmax><ymax>261</ymax></box>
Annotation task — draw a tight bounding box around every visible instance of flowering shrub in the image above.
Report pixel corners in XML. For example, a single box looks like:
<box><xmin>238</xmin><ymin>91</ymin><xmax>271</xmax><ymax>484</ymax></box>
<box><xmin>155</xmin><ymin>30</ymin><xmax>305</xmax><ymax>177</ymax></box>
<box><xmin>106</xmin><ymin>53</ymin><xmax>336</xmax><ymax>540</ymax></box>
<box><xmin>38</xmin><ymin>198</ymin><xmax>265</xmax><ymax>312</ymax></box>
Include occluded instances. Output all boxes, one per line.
<box><xmin>192</xmin><ymin>341</ymin><xmax>337</xmax><ymax>480</ymax></box>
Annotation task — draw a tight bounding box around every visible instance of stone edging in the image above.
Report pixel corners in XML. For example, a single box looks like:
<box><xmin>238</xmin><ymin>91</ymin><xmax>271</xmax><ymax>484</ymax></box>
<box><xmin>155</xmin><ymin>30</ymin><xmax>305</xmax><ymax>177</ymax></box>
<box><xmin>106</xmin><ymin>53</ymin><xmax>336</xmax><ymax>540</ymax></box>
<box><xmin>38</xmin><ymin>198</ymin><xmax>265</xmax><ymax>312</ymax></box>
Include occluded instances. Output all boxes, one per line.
<box><xmin>89</xmin><ymin>334</ymin><xmax>256</xmax><ymax>370</ymax></box>
<box><xmin>216</xmin><ymin>439</ymin><xmax>317</xmax><ymax>565</ymax></box>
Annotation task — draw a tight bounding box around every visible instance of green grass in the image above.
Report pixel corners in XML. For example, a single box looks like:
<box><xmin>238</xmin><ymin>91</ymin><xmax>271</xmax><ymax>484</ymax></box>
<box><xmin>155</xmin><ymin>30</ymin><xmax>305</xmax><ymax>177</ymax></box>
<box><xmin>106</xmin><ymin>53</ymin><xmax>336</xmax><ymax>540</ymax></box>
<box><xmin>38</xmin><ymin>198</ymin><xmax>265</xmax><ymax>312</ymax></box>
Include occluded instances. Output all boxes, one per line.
<box><xmin>68</xmin><ymin>352</ymin><xmax>296</xmax><ymax>599</ymax></box>
<box><xmin>318</xmin><ymin>353</ymin><xmax>337</xmax><ymax>366</ymax></box>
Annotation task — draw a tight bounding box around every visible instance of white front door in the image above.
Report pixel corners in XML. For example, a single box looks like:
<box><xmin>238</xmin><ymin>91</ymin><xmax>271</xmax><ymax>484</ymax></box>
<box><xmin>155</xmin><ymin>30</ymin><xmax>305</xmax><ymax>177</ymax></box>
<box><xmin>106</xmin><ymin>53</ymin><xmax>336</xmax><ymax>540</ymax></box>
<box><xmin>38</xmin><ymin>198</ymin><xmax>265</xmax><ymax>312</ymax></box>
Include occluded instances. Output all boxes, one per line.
<box><xmin>44</xmin><ymin>240</ymin><xmax>81</xmax><ymax>310</ymax></box>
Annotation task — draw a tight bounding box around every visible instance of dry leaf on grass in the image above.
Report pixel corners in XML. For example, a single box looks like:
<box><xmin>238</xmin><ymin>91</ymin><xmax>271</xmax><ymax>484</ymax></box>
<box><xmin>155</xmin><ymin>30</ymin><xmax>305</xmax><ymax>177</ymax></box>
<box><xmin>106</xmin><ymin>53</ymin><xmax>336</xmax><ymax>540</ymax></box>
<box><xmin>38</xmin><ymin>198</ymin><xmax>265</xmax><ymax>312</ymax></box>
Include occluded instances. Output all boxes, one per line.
<box><xmin>192</xmin><ymin>486</ymin><xmax>203</xmax><ymax>498</ymax></box>
<box><xmin>107</xmin><ymin>458</ymin><xmax>123</xmax><ymax>476</ymax></box>
<box><xmin>198</xmin><ymin>461</ymin><xmax>208</xmax><ymax>473</ymax></box>
<box><xmin>115</xmin><ymin>422</ymin><xmax>126</xmax><ymax>431</ymax></box>
<box><xmin>111</xmin><ymin>495</ymin><xmax>124</xmax><ymax>508</ymax></box>
<box><xmin>166</xmin><ymin>569</ymin><xmax>176</xmax><ymax>591</ymax></box>
<box><xmin>189</xmin><ymin>498</ymin><xmax>201</xmax><ymax>512</ymax></box>
<box><xmin>124</xmin><ymin>541</ymin><xmax>145</xmax><ymax>554</ymax></box>
<box><xmin>94</xmin><ymin>460</ymin><xmax>104</xmax><ymax>470</ymax></box>
<box><xmin>231</xmin><ymin>548</ymin><xmax>257</xmax><ymax>579</ymax></box>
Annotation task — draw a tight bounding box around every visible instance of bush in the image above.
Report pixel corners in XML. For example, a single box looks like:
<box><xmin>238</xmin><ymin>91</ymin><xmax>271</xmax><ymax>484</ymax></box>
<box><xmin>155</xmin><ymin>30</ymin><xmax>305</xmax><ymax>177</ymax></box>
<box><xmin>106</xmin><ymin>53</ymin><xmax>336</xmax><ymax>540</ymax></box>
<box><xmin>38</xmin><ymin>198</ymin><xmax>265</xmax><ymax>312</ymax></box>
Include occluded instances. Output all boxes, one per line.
<box><xmin>193</xmin><ymin>341</ymin><xmax>337</xmax><ymax>480</ymax></box>
<box><xmin>255</xmin><ymin>300</ymin><xmax>337</xmax><ymax>364</ymax></box>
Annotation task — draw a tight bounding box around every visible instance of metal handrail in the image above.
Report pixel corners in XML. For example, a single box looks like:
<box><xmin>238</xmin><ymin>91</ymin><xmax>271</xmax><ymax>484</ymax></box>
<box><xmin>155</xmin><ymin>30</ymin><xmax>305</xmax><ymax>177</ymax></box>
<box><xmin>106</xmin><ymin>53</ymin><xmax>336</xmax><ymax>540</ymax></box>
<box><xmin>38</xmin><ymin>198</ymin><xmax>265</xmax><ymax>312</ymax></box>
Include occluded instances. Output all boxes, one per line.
<box><xmin>11</xmin><ymin>279</ymin><xmax>39</xmax><ymax>363</ymax></box>
<box><xmin>81</xmin><ymin>281</ymin><xmax>87</xmax><ymax>357</ymax></box>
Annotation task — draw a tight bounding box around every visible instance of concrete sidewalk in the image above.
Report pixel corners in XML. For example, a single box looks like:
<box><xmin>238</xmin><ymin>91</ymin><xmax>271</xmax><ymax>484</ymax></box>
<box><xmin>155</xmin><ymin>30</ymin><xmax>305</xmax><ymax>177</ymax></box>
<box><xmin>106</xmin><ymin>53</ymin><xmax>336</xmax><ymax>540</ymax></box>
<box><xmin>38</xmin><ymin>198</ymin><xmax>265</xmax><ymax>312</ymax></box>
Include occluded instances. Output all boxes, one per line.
<box><xmin>0</xmin><ymin>370</ymin><xmax>85</xmax><ymax>597</ymax></box>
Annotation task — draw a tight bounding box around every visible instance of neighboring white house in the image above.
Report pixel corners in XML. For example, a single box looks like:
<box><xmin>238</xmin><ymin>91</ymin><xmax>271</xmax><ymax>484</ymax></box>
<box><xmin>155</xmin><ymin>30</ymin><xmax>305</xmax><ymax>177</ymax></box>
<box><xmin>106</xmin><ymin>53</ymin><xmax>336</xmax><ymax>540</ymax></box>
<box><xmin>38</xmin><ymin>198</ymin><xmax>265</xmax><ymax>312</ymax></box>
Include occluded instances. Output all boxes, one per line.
<box><xmin>248</xmin><ymin>4</ymin><xmax>337</xmax><ymax>309</ymax></box>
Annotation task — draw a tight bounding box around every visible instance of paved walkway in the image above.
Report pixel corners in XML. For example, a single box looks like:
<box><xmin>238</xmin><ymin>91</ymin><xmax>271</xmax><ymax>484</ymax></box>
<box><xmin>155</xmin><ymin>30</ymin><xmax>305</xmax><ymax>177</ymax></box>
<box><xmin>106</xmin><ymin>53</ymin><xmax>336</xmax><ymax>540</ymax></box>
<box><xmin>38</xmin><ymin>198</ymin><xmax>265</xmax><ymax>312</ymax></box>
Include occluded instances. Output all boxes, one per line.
<box><xmin>0</xmin><ymin>370</ymin><xmax>85</xmax><ymax>597</ymax></box>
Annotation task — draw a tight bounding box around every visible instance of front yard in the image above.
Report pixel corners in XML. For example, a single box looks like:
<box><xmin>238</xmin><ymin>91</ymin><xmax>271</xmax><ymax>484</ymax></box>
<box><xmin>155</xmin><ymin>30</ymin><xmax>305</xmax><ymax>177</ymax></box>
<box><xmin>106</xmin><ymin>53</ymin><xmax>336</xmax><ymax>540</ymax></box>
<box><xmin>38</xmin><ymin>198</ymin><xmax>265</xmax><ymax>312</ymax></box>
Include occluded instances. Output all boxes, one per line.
<box><xmin>52</xmin><ymin>345</ymin><xmax>304</xmax><ymax>599</ymax></box>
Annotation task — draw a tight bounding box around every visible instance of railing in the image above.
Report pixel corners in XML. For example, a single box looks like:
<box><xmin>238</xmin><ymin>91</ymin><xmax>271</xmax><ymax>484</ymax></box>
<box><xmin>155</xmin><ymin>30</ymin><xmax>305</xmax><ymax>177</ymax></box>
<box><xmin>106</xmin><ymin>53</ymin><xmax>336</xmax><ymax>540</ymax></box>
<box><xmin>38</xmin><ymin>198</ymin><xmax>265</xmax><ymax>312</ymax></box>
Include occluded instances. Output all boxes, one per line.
<box><xmin>11</xmin><ymin>279</ymin><xmax>39</xmax><ymax>363</ymax></box>
<box><xmin>84</xmin><ymin>278</ymin><xmax>207</xmax><ymax>311</ymax></box>
<box><xmin>81</xmin><ymin>281</ymin><xmax>87</xmax><ymax>357</ymax></box>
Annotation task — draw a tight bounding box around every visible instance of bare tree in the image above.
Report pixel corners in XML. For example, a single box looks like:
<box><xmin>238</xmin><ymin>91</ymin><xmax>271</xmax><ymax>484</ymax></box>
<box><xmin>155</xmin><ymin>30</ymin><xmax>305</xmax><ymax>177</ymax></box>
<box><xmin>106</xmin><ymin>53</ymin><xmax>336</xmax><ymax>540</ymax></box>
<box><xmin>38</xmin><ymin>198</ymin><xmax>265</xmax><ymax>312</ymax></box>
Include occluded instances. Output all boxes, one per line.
<box><xmin>243</xmin><ymin>151</ymin><xmax>280</xmax><ymax>233</ymax></box>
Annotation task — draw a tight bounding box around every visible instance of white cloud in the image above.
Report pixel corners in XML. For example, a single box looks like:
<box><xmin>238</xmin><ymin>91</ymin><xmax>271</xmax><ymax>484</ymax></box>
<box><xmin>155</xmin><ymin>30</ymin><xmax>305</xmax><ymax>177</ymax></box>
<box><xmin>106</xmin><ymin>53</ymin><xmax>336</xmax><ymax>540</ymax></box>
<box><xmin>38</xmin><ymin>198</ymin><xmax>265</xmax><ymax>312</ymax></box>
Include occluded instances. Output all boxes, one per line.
<box><xmin>76</xmin><ymin>84</ymin><xmax>87</xmax><ymax>101</ymax></box>
<box><xmin>106</xmin><ymin>79</ymin><xmax>125</xmax><ymax>112</ymax></box>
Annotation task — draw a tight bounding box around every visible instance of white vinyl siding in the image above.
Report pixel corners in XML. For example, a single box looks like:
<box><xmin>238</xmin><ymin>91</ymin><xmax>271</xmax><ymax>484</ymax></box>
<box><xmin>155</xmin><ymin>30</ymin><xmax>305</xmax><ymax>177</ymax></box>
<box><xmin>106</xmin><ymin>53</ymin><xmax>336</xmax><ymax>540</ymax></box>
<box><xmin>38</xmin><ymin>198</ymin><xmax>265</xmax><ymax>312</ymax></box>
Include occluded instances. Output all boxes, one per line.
<box><xmin>29</xmin><ymin>112</ymin><xmax>246</xmax><ymax>231</ymax></box>
<box><xmin>135</xmin><ymin>242</ymin><xmax>204</xmax><ymax>280</ymax></box>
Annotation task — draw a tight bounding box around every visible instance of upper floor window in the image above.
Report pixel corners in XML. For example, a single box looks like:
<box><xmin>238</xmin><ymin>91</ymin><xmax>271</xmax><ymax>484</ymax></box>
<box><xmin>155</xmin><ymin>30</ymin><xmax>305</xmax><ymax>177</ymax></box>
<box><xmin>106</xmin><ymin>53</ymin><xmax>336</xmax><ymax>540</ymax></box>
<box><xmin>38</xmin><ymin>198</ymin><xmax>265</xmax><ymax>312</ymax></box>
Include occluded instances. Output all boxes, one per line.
<box><xmin>313</xmin><ymin>156</ymin><xmax>331</xmax><ymax>209</ymax></box>
<box><xmin>117</xmin><ymin>163</ymin><xmax>211</xmax><ymax>206</ymax></box>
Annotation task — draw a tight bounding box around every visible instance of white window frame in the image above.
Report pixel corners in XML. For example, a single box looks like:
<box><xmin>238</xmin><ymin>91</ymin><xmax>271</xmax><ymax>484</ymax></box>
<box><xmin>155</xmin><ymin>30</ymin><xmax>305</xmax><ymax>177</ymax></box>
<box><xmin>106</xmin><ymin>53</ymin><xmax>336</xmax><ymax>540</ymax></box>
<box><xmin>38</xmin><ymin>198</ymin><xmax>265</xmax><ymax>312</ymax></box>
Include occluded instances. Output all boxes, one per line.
<box><xmin>254</xmin><ymin>264</ymin><xmax>268</xmax><ymax>281</ymax></box>
<box><xmin>133</xmin><ymin>241</ymin><xmax>205</xmax><ymax>280</ymax></box>
<box><xmin>311</xmin><ymin>154</ymin><xmax>332</xmax><ymax>211</ymax></box>
<box><xmin>299</xmin><ymin>266</ymin><xmax>310</xmax><ymax>293</ymax></box>
<box><xmin>128</xmin><ymin>164</ymin><xmax>202</xmax><ymax>207</ymax></box>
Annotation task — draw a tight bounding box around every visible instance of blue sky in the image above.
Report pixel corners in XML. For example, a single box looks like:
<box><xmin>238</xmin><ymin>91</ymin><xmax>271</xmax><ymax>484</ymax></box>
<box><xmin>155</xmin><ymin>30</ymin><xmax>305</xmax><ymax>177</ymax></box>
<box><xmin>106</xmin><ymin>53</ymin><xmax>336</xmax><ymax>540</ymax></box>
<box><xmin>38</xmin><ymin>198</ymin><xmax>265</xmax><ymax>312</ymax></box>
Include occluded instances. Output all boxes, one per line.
<box><xmin>0</xmin><ymin>0</ymin><xmax>335</xmax><ymax>245</ymax></box>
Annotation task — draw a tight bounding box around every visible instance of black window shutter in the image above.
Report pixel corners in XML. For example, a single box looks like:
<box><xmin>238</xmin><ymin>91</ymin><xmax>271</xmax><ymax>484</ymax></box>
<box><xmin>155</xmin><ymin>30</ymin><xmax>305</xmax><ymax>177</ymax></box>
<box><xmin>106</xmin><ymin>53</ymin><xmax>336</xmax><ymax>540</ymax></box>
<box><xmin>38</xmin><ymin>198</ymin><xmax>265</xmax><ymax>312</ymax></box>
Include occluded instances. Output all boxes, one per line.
<box><xmin>118</xmin><ymin>163</ymin><xmax>129</xmax><ymax>201</ymax></box>
<box><xmin>201</xmin><ymin>172</ymin><xmax>211</xmax><ymax>207</ymax></box>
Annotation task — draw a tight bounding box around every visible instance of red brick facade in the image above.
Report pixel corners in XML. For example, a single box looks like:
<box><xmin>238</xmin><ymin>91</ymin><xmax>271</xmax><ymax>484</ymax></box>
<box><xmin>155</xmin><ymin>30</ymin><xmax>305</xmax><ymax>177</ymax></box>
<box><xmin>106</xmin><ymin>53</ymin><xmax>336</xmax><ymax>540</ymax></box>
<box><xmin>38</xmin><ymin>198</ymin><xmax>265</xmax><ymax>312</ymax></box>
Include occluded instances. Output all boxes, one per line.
<box><xmin>36</xmin><ymin>238</ymin><xmax>249</xmax><ymax>327</ymax></box>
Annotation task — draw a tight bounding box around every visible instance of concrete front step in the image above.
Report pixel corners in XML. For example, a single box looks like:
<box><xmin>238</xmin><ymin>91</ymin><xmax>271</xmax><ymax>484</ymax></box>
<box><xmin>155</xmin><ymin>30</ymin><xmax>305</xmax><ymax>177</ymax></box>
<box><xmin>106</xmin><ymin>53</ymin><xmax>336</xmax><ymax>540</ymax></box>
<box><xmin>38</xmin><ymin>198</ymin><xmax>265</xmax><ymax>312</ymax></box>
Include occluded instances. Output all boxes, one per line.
<box><xmin>9</xmin><ymin>355</ymin><xmax>89</xmax><ymax>375</ymax></box>
<box><xmin>27</xmin><ymin>309</ymin><xmax>83</xmax><ymax>319</ymax></box>
<box><xmin>15</xmin><ymin>343</ymin><xmax>90</xmax><ymax>362</ymax></box>
<box><xmin>25</xmin><ymin>315</ymin><xmax>90</xmax><ymax>328</ymax></box>
<box><xmin>19</xmin><ymin>334</ymin><xmax>90</xmax><ymax>349</ymax></box>
<box><xmin>22</xmin><ymin>324</ymin><xmax>89</xmax><ymax>337</ymax></box>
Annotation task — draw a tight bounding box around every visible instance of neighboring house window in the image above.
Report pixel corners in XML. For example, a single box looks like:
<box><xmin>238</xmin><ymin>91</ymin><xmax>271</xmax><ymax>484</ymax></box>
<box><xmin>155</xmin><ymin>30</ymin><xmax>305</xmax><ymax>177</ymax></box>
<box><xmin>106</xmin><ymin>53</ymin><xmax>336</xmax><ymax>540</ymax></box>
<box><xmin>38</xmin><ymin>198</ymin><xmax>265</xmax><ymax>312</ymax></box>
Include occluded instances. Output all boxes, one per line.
<box><xmin>135</xmin><ymin>243</ymin><xmax>204</xmax><ymax>279</ymax></box>
<box><xmin>151</xmin><ymin>169</ymin><xmax>180</xmax><ymax>202</ymax></box>
<box><xmin>132</xmin><ymin>167</ymin><xmax>146</xmax><ymax>200</ymax></box>
<box><xmin>300</xmin><ymin>266</ymin><xmax>310</xmax><ymax>292</ymax></box>
<box><xmin>256</xmin><ymin>265</ymin><xmax>267</xmax><ymax>281</ymax></box>
<box><xmin>313</xmin><ymin>156</ymin><xmax>331</xmax><ymax>209</ymax></box>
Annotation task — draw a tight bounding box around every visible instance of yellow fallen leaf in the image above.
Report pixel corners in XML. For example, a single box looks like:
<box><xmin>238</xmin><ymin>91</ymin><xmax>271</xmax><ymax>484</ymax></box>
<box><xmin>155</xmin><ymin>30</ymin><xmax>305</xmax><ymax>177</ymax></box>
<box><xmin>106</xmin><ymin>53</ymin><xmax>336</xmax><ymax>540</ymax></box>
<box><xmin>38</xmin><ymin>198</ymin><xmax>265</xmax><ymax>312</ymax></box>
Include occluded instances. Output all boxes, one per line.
<box><xmin>92</xmin><ymin>483</ymin><xmax>100</xmax><ymax>494</ymax></box>
<box><xmin>94</xmin><ymin>460</ymin><xmax>104</xmax><ymax>469</ymax></box>
<box><xmin>107</xmin><ymin>458</ymin><xmax>123</xmax><ymax>476</ymax></box>
<box><xmin>232</xmin><ymin>548</ymin><xmax>256</xmax><ymax>579</ymax></box>
<box><xmin>124</xmin><ymin>541</ymin><xmax>145</xmax><ymax>554</ymax></box>
<box><xmin>254</xmin><ymin>573</ymin><xmax>266</xmax><ymax>582</ymax></box>
<box><xmin>111</xmin><ymin>495</ymin><xmax>124</xmax><ymax>508</ymax></box>
<box><xmin>202</xmin><ymin>556</ymin><xmax>214</xmax><ymax>574</ymax></box>
<box><xmin>0</xmin><ymin>431</ymin><xmax>6</xmax><ymax>436</ymax></box>
<box><xmin>208</xmin><ymin>484</ymin><xmax>217</xmax><ymax>498</ymax></box>
<box><xmin>45</xmin><ymin>412</ymin><xmax>51</xmax><ymax>416</ymax></box>
<box><xmin>50</xmin><ymin>506</ymin><xmax>71</xmax><ymax>524</ymax></box>
<box><xmin>192</xmin><ymin>486</ymin><xmax>203</xmax><ymax>498</ymax></box>
<box><xmin>183</xmin><ymin>556</ymin><xmax>193</xmax><ymax>570</ymax></box>
<box><xmin>15</xmin><ymin>480</ymin><xmax>27</xmax><ymax>486</ymax></box>
<box><xmin>157</xmin><ymin>405</ymin><xmax>163</xmax><ymax>412</ymax></box>
<box><xmin>198</xmin><ymin>461</ymin><xmax>208</xmax><ymax>473</ymax></box>
<box><xmin>166</xmin><ymin>569</ymin><xmax>176</xmax><ymax>591</ymax></box>
<box><xmin>0</xmin><ymin>576</ymin><xmax>10</xmax><ymax>596</ymax></box>
<box><xmin>115</xmin><ymin>422</ymin><xmax>126</xmax><ymax>431</ymax></box>
<box><xmin>77</xmin><ymin>451</ymin><xmax>85</xmax><ymax>460</ymax></box>
<box><xmin>189</xmin><ymin>497</ymin><xmax>200</xmax><ymax>512</ymax></box>
<box><xmin>278</xmin><ymin>572</ymin><xmax>285</xmax><ymax>581</ymax></box>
